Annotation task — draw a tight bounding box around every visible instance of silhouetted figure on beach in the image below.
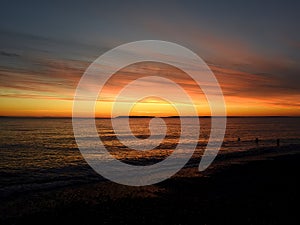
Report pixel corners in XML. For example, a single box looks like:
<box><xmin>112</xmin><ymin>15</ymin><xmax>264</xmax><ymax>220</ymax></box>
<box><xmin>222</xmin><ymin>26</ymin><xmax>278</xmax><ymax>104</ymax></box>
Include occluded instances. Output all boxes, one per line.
<box><xmin>255</xmin><ymin>138</ymin><xmax>259</xmax><ymax>144</ymax></box>
<box><xmin>277</xmin><ymin>138</ymin><xmax>280</xmax><ymax>146</ymax></box>
<box><xmin>237</xmin><ymin>137</ymin><xmax>240</xmax><ymax>142</ymax></box>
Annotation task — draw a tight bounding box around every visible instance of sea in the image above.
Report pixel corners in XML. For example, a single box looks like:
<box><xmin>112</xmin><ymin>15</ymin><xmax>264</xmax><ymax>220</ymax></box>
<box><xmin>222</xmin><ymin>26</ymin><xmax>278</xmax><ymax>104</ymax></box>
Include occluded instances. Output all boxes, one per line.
<box><xmin>0</xmin><ymin>117</ymin><xmax>300</xmax><ymax>196</ymax></box>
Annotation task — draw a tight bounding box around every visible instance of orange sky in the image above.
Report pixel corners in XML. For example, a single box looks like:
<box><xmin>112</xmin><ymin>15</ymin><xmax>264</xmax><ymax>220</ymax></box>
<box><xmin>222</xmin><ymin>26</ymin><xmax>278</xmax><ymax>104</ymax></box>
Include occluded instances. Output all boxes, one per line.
<box><xmin>1</xmin><ymin>1</ymin><xmax>300</xmax><ymax>117</ymax></box>
<box><xmin>1</xmin><ymin>61</ymin><xmax>299</xmax><ymax>117</ymax></box>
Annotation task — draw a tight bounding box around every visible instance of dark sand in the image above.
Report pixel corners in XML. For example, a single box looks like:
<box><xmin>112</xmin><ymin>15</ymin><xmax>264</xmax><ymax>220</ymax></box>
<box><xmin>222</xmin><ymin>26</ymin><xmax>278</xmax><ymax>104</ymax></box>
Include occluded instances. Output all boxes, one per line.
<box><xmin>1</xmin><ymin>145</ymin><xmax>300</xmax><ymax>225</ymax></box>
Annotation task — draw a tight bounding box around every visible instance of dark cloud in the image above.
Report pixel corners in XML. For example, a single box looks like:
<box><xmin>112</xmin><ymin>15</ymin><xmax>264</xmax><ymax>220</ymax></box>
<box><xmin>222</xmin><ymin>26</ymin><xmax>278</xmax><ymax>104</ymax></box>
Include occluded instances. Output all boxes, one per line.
<box><xmin>0</xmin><ymin>51</ymin><xmax>20</xmax><ymax>57</ymax></box>
<box><xmin>0</xmin><ymin>1</ymin><xmax>299</xmax><ymax>115</ymax></box>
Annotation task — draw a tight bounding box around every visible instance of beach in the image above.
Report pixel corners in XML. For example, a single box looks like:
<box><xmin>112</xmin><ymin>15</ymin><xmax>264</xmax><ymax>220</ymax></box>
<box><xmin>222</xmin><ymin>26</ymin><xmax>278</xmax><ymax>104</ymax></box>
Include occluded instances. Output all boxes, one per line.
<box><xmin>1</xmin><ymin>144</ymin><xmax>299</xmax><ymax>225</ymax></box>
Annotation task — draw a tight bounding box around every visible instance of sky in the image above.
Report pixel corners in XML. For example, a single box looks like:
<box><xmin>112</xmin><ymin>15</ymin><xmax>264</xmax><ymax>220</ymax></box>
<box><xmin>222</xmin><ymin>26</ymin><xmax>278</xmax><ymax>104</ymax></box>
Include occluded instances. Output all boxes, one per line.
<box><xmin>0</xmin><ymin>0</ymin><xmax>300</xmax><ymax>117</ymax></box>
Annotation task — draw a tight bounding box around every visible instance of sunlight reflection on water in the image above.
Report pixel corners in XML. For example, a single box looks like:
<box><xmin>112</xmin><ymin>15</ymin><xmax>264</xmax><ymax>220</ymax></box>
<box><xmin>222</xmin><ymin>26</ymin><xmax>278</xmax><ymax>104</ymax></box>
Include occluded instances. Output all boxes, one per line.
<box><xmin>0</xmin><ymin>117</ymin><xmax>300</xmax><ymax>189</ymax></box>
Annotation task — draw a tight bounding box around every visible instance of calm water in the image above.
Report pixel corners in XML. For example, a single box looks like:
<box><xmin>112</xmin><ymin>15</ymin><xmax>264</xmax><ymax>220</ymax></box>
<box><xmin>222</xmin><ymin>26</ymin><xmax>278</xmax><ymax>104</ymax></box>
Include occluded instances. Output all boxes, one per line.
<box><xmin>0</xmin><ymin>117</ymin><xmax>300</xmax><ymax>194</ymax></box>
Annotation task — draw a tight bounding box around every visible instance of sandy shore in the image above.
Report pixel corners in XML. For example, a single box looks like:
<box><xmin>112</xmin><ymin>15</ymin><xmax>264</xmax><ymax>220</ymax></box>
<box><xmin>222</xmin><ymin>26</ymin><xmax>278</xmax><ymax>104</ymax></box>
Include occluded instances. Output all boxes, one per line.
<box><xmin>1</xmin><ymin>145</ymin><xmax>300</xmax><ymax>225</ymax></box>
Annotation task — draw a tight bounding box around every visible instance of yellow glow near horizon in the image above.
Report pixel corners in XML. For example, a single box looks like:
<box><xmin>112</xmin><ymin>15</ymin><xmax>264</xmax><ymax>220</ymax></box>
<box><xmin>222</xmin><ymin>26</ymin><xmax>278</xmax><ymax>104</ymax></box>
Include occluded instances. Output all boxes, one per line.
<box><xmin>0</xmin><ymin>97</ymin><xmax>72</xmax><ymax>117</ymax></box>
<box><xmin>1</xmin><ymin>96</ymin><xmax>300</xmax><ymax>117</ymax></box>
<box><xmin>1</xmin><ymin>61</ymin><xmax>300</xmax><ymax>117</ymax></box>
<box><xmin>126</xmin><ymin>97</ymin><xmax>179</xmax><ymax>117</ymax></box>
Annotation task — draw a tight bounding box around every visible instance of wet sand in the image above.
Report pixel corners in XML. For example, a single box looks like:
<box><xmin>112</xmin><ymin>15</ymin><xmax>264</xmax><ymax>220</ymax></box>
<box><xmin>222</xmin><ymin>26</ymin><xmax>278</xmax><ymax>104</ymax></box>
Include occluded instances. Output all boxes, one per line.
<box><xmin>1</xmin><ymin>145</ymin><xmax>300</xmax><ymax>225</ymax></box>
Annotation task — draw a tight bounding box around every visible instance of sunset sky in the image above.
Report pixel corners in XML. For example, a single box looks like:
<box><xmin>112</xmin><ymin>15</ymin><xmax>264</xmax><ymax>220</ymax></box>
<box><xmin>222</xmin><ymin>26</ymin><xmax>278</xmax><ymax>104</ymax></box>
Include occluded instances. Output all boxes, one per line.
<box><xmin>0</xmin><ymin>0</ymin><xmax>300</xmax><ymax>117</ymax></box>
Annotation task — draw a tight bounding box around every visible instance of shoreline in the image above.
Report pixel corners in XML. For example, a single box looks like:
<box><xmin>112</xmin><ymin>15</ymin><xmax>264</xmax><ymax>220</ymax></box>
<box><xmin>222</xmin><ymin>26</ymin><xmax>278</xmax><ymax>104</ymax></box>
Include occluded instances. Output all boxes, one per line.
<box><xmin>1</xmin><ymin>144</ymin><xmax>300</xmax><ymax>224</ymax></box>
<box><xmin>1</xmin><ymin>144</ymin><xmax>299</xmax><ymax>199</ymax></box>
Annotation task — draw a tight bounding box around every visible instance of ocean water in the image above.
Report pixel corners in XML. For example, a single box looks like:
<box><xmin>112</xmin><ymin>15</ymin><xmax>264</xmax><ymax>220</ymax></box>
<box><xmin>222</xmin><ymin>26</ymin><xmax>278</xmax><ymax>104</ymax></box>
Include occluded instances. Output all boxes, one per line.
<box><xmin>0</xmin><ymin>117</ymin><xmax>300</xmax><ymax>194</ymax></box>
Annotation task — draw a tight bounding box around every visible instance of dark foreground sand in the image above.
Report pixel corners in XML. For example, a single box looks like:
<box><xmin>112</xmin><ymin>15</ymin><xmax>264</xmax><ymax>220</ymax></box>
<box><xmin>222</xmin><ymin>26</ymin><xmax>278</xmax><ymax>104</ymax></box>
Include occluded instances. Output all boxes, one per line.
<box><xmin>1</xmin><ymin>145</ymin><xmax>300</xmax><ymax>225</ymax></box>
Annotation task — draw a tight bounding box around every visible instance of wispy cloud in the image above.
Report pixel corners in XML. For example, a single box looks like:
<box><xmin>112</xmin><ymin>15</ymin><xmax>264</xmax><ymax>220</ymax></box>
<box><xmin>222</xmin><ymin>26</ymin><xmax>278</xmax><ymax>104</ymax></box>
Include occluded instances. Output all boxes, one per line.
<box><xmin>0</xmin><ymin>18</ymin><xmax>300</xmax><ymax>116</ymax></box>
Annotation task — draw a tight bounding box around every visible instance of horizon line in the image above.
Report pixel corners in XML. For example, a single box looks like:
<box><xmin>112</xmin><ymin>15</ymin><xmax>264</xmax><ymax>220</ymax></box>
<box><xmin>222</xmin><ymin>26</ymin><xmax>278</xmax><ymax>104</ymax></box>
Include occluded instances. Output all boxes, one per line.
<box><xmin>1</xmin><ymin>115</ymin><xmax>300</xmax><ymax>119</ymax></box>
